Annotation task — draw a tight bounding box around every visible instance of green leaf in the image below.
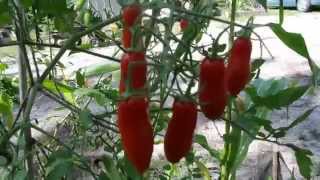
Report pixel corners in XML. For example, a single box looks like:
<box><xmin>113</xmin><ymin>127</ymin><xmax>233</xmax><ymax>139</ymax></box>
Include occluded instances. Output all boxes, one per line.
<box><xmin>122</xmin><ymin>156</ymin><xmax>142</xmax><ymax>180</ymax></box>
<box><xmin>194</xmin><ymin>134</ymin><xmax>220</xmax><ymax>161</ymax></box>
<box><xmin>74</xmin><ymin>0</ymin><xmax>86</xmax><ymax>10</ymax></box>
<box><xmin>251</xmin><ymin>58</ymin><xmax>265</xmax><ymax>72</ymax></box>
<box><xmin>14</xmin><ymin>170</ymin><xmax>27</xmax><ymax>180</ymax></box>
<box><xmin>99</xmin><ymin>172</ymin><xmax>109</xmax><ymax>180</ymax></box>
<box><xmin>195</xmin><ymin>160</ymin><xmax>211</xmax><ymax>180</ymax></box>
<box><xmin>21</xmin><ymin>0</ymin><xmax>32</xmax><ymax>7</ymax></box>
<box><xmin>42</xmin><ymin>79</ymin><xmax>75</xmax><ymax>104</ymax></box>
<box><xmin>76</xmin><ymin>70</ymin><xmax>85</xmax><ymax>87</ymax></box>
<box><xmin>74</xmin><ymin>88</ymin><xmax>107</xmax><ymax>106</ymax></box>
<box><xmin>79</xmin><ymin>109</ymin><xmax>93</xmax><ymax>130</ymax></box>
<box><xmin>0</xmin><ymin>63</ymin><xmax>8</xmax><ymax>72</ymax></box>
<box><xmin>269</xmin><ymin>23</ymin><xmax>310</xmax><ymax>59</ymax></box>
<box><xmin>246</xmin><ymin>79</ymin><xmax>309</xmax><ymax>109</ymax></box>
<box><xmin>294</xmin><ymin>147</ymin><xmax>313</xmax><ymax>179</ymax></box>
<box><xmin>46</xmin><ymin>150</ymin><xmax>74</xmax><ymax>180</ymax></box>
<box><xmin>280</xmin><ymin>107</ymin><xmax>315</xmax><ymax>131</ymax></box>
<box><xmin>0</xmin><ymin>93</ymin><xmax>13</xmax><ymax>128</ymax></box>
<box><xmin>0</xmin><ymin>11</ymin><xmax>11</xmax><ymax>26</ymax></box>
<box><xmin>36</xmin><ymin>0</ymin><xmax>69</xmax><ymax>14</ymax></box>
<box><xmin>229</xmin><ymin>114</ymin><xmax>270</xmax><ymax>173</ymax></box>
<box><xmin>102</xmin><ymin>156</ymin><xmax>123</xmax><ymax>180</ymax></box>
<box><xmin>272</xmin><ymin>107</ymin><xmax>315</xmax><ymax>138</ymax></box>
<box><xmin>84</xmin><ymin>63</ymin><xmax>120</xmax><ymax>77</ymax></box>
<box><xmin>0</xmin><ymin>0</ymin><xmax>8</xmax><ymax>12</ymax></box>
<box><xmin>54</xmin><ymin>11</ymin><xmax>76</xmax><ymax>32</ymax></box>
<box><xmin>174</xmin><ymin>23</ymin><xmax>199</xmax><ymax>59</ymax></box>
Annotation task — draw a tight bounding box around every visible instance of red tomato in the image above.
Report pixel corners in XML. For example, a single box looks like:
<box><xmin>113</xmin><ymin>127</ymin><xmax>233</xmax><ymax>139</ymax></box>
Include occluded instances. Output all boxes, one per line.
<box><xmin>118</xmin><ymin>97</ymin><xmax>153</xmax><ymax>174</ymax></box>
<box><xmin>199</xmin><ymin>58</ymin><xmax>227</xmax><ymax>119</ymax></box>
<box><xmin>225</xmin><ymin>37</ymin><xmax>252</xmax><ymax>96</ymax></box>
<box><xmin>119</xmin><ymin>52</ymin><xmax>147</xmax><ymax>95</ymax></box>
<box><xmin>164</xmin><ymin>99</ymin><xmax>197</xmax><ymax>163</ymax></box>
<box><xmin>122</xmin><ymin>4</ymin><xmax>142</xmax><ymax>27</ymax></box>
<box><xmin>122</xmin><ymin>26</ymin><xmax>132</xmax><ymax>49</ymax></box>
<box><xmin>180</xmin><ymin>19</ymin><xmax>189</xmax><ymax>30</ymax></box>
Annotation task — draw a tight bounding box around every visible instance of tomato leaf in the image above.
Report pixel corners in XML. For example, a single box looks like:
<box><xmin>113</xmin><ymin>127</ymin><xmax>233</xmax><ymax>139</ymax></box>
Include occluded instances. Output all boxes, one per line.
<box><xmin>291</xmin><ymin>146</ymin><xmax>313</xmax><ymax>179</ymax></box>
<box><xmin>272</xmin><ymin>107</ymin><xmax>315</xmax><ymax>138</ymax></box>
<box><xmin>83</xmin><ymin>63</ymin><xmax>120</xmax><ymax>77</ymax></box>
<box><xmin>79</xmin><ymin>109</ymin><xmax>93</xmax><ymax>130</ymax></box>
<box><xmin>42</xmin><ymin>80</ymin><xmax>75</xmax><ymax>104</ymax></box>
<box><xmin>0</xmin><ymin>93</ymin><xmax>13</xmax><ymax>128</ymax></box>
<box><xmin>246</xmin><ymin>79</ymin><xmax>309</xmax><ymax>109</ymax></box>
<box><xmin>122</xmin><ymin>156</ymin><xmax>142</xmax><ymax>180</ymax></box>
<box><xmin>279</xmin><ymin>107</ymin><xmax>315</xmax><ymax>132</ymax></box>
<box><xmin>46</xmin><ymin>150</ymin><xmax>74</xmax><ymax>180</ymax></box>
<box><xmin>251</xmin><ymin>58</ymin><xmax>265</xmax><ymax>72</ymax></box>
<box><xmin>269</xmin><ymin>23</ymin><xmax>309</xmax><ymax>59</ymax></box>
<box><xmin>194</xmin><ymin>134</ymin><xmax>220</xmax><ymax>161</ymax></box>
<box><xmin>74</xmin><ymin>88</ymin><xmax>108</xmax><ymax>106</ymax></box>
<box><xmin>195</xmin><ymin>160</ymin><xmax>211</xmax><ymax>180</ymax></box>
<box><xmin>21</xmin><ymin>0</ymin><xmax>32</xmax><ymax>7</ymax></box>
<box><xmin>0</xmin><ymin>11</ymin><xmax>11</xmax><ymax>26</ymax></box>
<box><xmin>76</xmin><ymin>70</ymin><xmax>85</xmax><ymax>88</ymax></box>
<box><xmin>101</xmin><ymin>156</ymin><xmax>123</xmax><ymax>180</ymax></box>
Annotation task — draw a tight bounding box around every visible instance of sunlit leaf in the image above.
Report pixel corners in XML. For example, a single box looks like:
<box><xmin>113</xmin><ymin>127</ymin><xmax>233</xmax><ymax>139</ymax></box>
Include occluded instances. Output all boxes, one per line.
<box><xmin>42</xmin><ymin>79</ymin><xmax>75</xmax><ymax>104</ymax></box>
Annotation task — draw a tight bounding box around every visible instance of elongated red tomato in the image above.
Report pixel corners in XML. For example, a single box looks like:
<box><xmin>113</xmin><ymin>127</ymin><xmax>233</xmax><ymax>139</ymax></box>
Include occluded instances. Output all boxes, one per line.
<box><xmin>122</xmin><ymin>4</ymin><xmax>142</xmax><ymax>27</ymax></box>
<box><xmin>122</xmin><ymin>26</ymin><xmax>132</xmax><ymax>49</ymax></box>
<box><xmin>180</xmin><ymin>19</ymin><xmax>189</xmax><ymax>30</ymax></box>
<box><xmin>119</xmin><ymin>52</ymin><xmax>146</xmax><ymax>95</ymax></box>
<box><xmin>164</xmin><ymin>99</ymin><xmax>197</xmax><ymax>163</ymax></box>
<box><xmin>199</xmin><ymin>58</ymin><xmax>227</xmax><ymax>119</ymax></box>
<box><xmin>118</xmin><ymin>97</ymin><xmax>153</xmax><ymax>174</ymax></box>
<box><xmin>225</xmin><ymin>37</ymin><xmax>252</xmax><ymax>96</ymax></box>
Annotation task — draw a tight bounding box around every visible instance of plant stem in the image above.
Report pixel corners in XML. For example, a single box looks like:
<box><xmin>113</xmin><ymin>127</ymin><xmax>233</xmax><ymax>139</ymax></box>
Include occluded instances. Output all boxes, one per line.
<box><xmin>221</xmin><ymin>1</ymin><xmax>237</xmax><ymax>177</ymax></box>
<box><xmin>22</xmin><ymin>86</ymin><xmax>38</xmax><ymax>178</ymax></box>
<box><xmin>12</xmin><ymin>0</ymin><xmax>36</xmax><ymax>177</ymax></box>
<box><xmin>221</xmin><ymin>98</ymin><xmax>233</xmax><ymax>180</ymax></box>
<box><xmin>228</xmin><ymin>0</ymin><xmax>237</xmax><ymax>48</ymax></box>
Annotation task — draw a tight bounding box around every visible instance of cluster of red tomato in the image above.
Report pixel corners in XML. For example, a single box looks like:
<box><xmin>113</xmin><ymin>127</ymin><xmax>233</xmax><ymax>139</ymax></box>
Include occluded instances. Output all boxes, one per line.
<box><xmin>117</xmin><ymin>4</ymin><xmax>252</xmax><ymax>175</ymax></box>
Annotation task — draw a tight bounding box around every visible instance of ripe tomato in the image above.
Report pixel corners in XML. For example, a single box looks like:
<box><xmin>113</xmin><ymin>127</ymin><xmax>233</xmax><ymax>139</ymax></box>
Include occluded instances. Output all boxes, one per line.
<box><xmin>225</xmin><ymin>37</ymin><xmax>252</xmax><ymax>96</ymax></box>
<box><xmin>119</xmin><ymin>52</ymin><xmax>147</xmax><ymax>95</ymax></box>
<box><xmin>122</xmin><ymin>26</ymin><xmax>132</xmax><ymax>49</ymax></box>
<box><xmin>122</xmin><ymin>4</ymin><xmax>142</xmax><ymax>27</ymax></box>
<box><xmin>180</xmin><ymin>19</ymin><xmax>189</xmax><ymax>30</ymax></box>
<box><xmin>164</xmin><ymin>99</ymin><xmax>197</xmax><ymax>163</ymax></box>
<box><xmin>118</xmin><ymin>97</ymin><xmax>153</xmax><ymax>174</ymax></box>
<box><xmin>199</xmin><ymin>58</ymin><xmax>227</xmax><ymax>119</ymax></box>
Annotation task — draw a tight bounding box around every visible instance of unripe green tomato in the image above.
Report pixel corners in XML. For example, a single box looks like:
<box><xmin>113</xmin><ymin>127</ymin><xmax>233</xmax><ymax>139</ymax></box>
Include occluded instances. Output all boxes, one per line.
<box><xmin>75</xmin><ymin>0</ymin><xmax>86</xmax><ymax>10</ymax></box>
<box><xmin>83</xmin><ymin>11</ymin><xmax>92</xmax><ymax>26</ymax></box>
